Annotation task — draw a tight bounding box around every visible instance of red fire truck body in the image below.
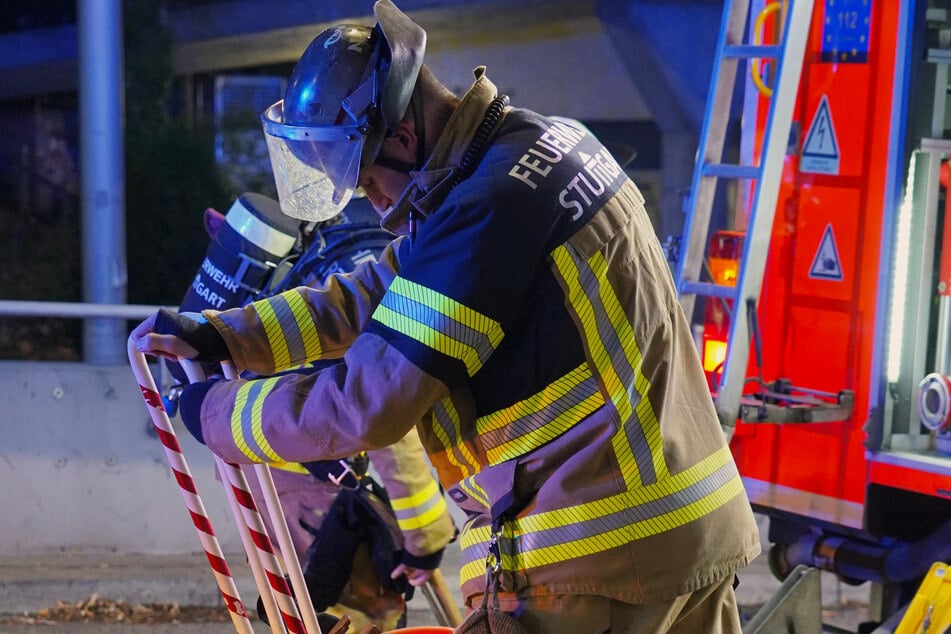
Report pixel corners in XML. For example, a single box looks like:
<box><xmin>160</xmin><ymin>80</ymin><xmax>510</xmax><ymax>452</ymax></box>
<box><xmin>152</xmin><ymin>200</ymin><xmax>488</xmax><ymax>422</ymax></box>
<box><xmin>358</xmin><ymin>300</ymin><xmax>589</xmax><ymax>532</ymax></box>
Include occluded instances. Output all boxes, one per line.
<box><xmin>680</xmin><ymin>0</ymin><xmax>951</xmax><ymax>620</ymax></box>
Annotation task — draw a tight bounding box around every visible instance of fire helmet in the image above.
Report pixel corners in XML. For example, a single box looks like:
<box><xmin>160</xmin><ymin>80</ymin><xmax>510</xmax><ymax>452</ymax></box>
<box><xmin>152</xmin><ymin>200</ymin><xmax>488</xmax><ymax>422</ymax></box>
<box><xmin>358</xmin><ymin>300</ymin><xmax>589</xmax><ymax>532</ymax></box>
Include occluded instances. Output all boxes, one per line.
<box><xmin>261</xmin><ymin>0</ymin><xmax>426</xmax><ymax>221</ymax></box>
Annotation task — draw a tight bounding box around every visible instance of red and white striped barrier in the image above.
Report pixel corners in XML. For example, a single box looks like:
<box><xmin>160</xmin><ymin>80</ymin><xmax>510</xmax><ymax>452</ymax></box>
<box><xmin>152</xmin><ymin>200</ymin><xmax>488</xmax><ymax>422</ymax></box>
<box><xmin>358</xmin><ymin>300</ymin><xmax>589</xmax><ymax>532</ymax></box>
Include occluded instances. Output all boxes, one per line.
<box><xmin>214</xmin><ymin>362</ymin><xmax>322</xmax><ymax>634</ymax></box>
<box><xmin>130</xmin><ymin>341</ymin><xmax>460</xmax><ymax>632</ymax></box>
<box><xmin>217</xmin><ymin>456</ymin><xmax>306</xmax><ymax>634</ymax></box>
<box><xmin>177</xmin><ymin>360</ymin><xmax>311</xmax><ymax>634</ymax></box>
<box><xmin>127</xmin><ymin>340</ymin><xmax>254</xmax><ymax>634</ymax></box>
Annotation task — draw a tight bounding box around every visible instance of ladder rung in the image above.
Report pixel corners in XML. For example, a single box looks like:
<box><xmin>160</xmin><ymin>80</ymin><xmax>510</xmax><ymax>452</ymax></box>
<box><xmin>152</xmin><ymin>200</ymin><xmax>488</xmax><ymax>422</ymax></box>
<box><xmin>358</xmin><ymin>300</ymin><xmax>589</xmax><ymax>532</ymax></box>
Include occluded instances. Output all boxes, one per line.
<box><xmin>680</xmin><ymin>280</ymin><xmax>740</xmax><ymax>300</ymax></box>
<box><xmin>723</xmin><ymin>44</ymin><xmax>781</xmax><ymax>59</ymax></box>
<box><xmin>702</xmin><ymin>163</ymin><xmax>761</xmax><ymax>179</ymax></box>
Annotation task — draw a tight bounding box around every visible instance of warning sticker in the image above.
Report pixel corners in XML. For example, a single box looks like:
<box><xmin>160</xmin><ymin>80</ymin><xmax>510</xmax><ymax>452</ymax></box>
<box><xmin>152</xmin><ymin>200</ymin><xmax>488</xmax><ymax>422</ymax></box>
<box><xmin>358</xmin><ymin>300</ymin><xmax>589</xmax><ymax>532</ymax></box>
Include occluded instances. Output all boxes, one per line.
<box><xmin>801</xmin><ymin>95</ymin><xmax>840</xmax><ymax>175</ymax></box>
<box><xmin>809</xmin><ymin>224</ymin><xmax>844</xmax><ymax>281</ymax></box>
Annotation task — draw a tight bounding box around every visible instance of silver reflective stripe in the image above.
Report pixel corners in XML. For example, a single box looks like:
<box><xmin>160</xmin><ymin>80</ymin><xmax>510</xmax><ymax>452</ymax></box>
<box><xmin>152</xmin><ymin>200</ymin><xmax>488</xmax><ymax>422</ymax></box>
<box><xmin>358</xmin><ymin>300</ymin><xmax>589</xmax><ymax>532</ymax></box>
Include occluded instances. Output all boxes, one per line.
<box><xmin>457</xmin><ymin>446</ymin><xmax>744</xmax><ymax>585</ymax></box>
<box><xmin>373</xmin><ymin>277</ymin><xmax>503</xmax><ymax>376</ymax></box>
<box><xmin>476</xmin><ymin>364</ymin><xmax>604</xmax><ymax>466</ymax></box>
<box><xmin>433</xmin><ymin>398</ymin><xmax>479</xmax><ymax>478</ymax></box>
<box><xmin>225</xmin><ymin>196</ymin><xmax>296</xmax><ymax>255</ymax></box>
<box><xmin>551</xmin><ymin>243</ymin><xmax>668</xmax><ymax>490</ymax></box>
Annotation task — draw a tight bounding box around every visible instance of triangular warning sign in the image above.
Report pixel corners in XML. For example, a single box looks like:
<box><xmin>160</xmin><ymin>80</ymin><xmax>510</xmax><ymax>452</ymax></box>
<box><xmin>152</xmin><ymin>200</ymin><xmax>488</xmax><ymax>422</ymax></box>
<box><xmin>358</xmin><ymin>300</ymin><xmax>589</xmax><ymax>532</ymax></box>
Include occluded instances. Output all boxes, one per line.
<box><xmin>801</xmin><ymin>95</ymin><xmax>840</xmax><ymax>175</ymax></box>
<box><xmin>809</xmin><ymin>224</ymin><xmax>843</xmax><ymax>281</ymax></box>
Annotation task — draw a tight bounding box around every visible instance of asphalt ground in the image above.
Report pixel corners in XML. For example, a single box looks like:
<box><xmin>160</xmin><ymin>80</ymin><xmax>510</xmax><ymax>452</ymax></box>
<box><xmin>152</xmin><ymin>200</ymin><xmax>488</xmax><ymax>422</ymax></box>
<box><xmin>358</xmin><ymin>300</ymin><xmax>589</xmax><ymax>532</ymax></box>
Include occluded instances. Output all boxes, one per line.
<box><xmin>0</xmin><ymin>517</ymin><xmax>875</xmax><ymax>633</ymax></box>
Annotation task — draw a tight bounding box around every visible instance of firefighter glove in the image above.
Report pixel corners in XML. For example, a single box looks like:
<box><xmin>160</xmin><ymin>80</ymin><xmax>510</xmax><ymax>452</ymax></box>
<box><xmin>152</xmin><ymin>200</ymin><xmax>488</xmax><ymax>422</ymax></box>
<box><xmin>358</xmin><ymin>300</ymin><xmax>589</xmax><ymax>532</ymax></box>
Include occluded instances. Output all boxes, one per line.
<box><xmin>153</xmin><ymin>307</ymin><xmax>230</xmax><ymax>363</ymax></box>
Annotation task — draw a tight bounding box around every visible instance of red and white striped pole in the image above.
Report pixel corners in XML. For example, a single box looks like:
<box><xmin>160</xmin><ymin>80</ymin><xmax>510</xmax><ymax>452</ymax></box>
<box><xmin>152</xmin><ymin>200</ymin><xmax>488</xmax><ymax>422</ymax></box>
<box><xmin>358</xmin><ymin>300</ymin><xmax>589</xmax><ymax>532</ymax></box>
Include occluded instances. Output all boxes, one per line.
<box><xmin>216</xmin><ymin>458</ymin><xmax>306</xmax><ymax>634</ymax></box>
<box><xmin>216</xmin><ymin>362</ymin><xmax>322</xmax><ymax>634</ymax></box>
<box><xmin>127</xmin><ymin>340</ymin><xmax>254</xmax><ymax>634</ymax></box>
<box><xmin>178</xmin><ymin>360</ymin><xmax>306</xmax><ymax>634</ymax></box>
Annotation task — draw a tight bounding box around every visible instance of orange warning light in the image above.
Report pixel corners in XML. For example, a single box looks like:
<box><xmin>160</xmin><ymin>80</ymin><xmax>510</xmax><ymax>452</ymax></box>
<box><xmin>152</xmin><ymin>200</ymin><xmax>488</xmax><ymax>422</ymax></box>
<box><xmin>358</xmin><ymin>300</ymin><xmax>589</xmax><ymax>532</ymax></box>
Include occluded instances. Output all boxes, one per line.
<box><xmin>703</xmin><ymin>338</ymin><xmax>728</xmax><ymax>373</ymax></box>
<box><xmin>708</xmin><ymin>231</ymin><xmax>744</xmax><ymax>286</ymax></box>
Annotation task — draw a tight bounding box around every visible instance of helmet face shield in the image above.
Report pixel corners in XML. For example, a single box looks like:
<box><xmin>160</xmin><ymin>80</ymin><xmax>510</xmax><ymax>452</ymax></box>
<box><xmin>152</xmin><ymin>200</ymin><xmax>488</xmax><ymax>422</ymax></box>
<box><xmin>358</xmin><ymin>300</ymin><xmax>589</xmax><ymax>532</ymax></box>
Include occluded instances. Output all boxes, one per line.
<box><xmin>262</xmin><ymin>101</ymin><xmax>365</xmax><ymax>221</ymax></box>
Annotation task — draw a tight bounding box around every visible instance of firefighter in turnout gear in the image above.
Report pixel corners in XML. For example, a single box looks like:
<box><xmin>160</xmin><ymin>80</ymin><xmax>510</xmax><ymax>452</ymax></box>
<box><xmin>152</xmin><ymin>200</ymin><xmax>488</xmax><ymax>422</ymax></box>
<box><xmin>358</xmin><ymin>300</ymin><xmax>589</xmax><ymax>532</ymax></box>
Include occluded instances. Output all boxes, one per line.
<box><xmin>166</xmin><ymin>195</ymin><xmax>455</xmax><ymax>631</ymax></box>
<box><xmin>133</xmin><ymin>1</ymin><xmax>761</xmax><ymax>631</ymax></box>
<box><xmin>242</xmin><ymin>198</ymin><xmax>456</xmax><ymax>631</ymax></box>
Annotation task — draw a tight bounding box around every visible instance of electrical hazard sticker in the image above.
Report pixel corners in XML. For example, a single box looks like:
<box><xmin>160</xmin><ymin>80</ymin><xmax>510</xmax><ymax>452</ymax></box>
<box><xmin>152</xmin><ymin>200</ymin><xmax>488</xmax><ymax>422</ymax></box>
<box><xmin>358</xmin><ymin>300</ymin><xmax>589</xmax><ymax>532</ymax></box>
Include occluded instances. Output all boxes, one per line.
<box><xmin>801</xmin><ymin>95</ymin><xmax>840</xmax><ymax>175</ymax></box>
<box><xmin>809</xmin><ymin>223</ymin><xmax>844</xmax><ymax>281</ymax></box>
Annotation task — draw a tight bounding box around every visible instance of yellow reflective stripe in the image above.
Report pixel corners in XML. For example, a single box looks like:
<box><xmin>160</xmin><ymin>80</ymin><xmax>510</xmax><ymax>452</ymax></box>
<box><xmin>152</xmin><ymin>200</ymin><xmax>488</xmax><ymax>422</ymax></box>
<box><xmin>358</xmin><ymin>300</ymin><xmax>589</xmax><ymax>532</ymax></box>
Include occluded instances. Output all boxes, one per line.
<box><xmin>251</xmin><ymin>290</ymin><xmax>322</xmax><ymax>372</ymax></box>
<box><xmin>516</xmin><ymin>444</ymin><xmax>734</xmax><ymax>533</ymax></box>
<box><xmin>229</xmin><ymin>377</ymin><xmax>283</xmax><ymax>463</ymax></box>
<box><xmin>458</xmin><ymin>446</ymin><xmax>741</xmax><ymax>585</ymax></box>
<box><xmin>476</xmin><ymin>364</ymin><xmax>605</xmax><ymax>465</ymax></box>
<box><xmin>268</xmin><ymin>462</ymin><xmax>311</xmax><ymax>475</ymax></box>
<box><xmin>373</xmin><ymin>277</ymin><xmax>503</xmax><ymax>376</ymax></box>
<box><xmin>374</xmin><ymin>302</ymin><xmax>481</xmax><ymax>373</ymax></box>
<box><xmin>521</xmin><ymin>477</ymin><xmax>743</xmax><ymax>572</ymax></box>
<box><xmin>486</xmin><ymin>392</ymin><xmax>602</xmax><ymax>464</ymax></box>
<box><xmin>590</xmin><ymin>250</ymin><xmax>667</xmax><ymax>482</ymax></box>
<box><xmin>253</xmin><ymin>299</ymin><xmax>291</xmax><ymax>371</ymax></box>
<box><xmin>285</xmin><ymin>290</ymin><xmax>322</xmax><ymax>362</ymax></box>
<box><xmin>394</xmin><ymin>494</ymin><xmax>450</xmax><ymax>532</ymax></box>
<box><xmin>230</xmin><ymin>383</ymin><xmax>259</xmax><ymax>462</ymax></box>
<box><xmin>552</xmin><ymin>246</ymin><xmax>638</xmax><ymax>486</ymax></box>
<box><xmin>390</xmin><ymin>478</ymin><xmax>441</xmax><ymax>511</ymax></box>
<box><xmin>551</xmin><ymin>244</ymin><xmax>667</xmax><ymax>489</ymax></box>
<box><xmin>433</xmin><ymin>397</ymin><xmax>480</xmax><ymax>478</ymax></box>
<box><xmin>458</xmin><ymin>474</ymin><xmax>490</xmax><ymax>508</ymax></box>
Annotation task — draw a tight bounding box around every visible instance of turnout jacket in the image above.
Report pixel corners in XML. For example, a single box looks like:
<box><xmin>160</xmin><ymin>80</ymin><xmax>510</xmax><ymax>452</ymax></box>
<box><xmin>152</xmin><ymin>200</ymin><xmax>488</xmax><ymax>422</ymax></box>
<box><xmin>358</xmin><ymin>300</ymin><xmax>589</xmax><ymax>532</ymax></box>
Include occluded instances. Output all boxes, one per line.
<box><xmin>200</xmin><ymin>68</ymin><xmax>761</xmax><ymax>608</ymax></box>
<box><xmin>252</xmin><ymin>427</ymin><xmax>453</xmax><ymax>569</ymax></box>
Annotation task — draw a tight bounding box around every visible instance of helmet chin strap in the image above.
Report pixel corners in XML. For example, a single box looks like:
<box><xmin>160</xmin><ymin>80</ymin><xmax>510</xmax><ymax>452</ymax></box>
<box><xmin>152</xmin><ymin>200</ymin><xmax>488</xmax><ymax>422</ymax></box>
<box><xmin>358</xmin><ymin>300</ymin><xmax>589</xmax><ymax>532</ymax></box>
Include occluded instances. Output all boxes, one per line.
<box><xmin>373</xmin><ymin>89</ymin><xmax>427</xmax><ymax>174</ymax></box>
<box><xmin>410</xmin><ymin>90</ymin><xmax>426</xmax><ymax>171</ymax></box>
<box><xmin>371</xmin><ymin>88</ymin><xmax>427</xmax><ymax>248</ymax></box>
<box><xmin>372</xmin><ymin>154</ymin><xmax>416</xmax><ymax>174</ymax></box>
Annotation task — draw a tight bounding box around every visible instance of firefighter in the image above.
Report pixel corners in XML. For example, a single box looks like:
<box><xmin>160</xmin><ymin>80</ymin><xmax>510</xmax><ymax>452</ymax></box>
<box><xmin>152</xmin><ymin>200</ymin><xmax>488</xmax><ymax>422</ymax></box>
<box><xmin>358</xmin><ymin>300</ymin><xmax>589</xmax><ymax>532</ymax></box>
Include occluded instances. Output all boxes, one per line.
<box><xmin>243</xmin><ymin>198</ymin><xmax>456</xmax><ymax>631</ymax></box>
<box><xmin>171</xmin><ymin>196</ymin><xmax>455</xmax><ymax>631</ymax></box>
<box><xmin>133</xmin><ymin>1</ymin><xmax>761</xmax><ymax>631</ymax></box>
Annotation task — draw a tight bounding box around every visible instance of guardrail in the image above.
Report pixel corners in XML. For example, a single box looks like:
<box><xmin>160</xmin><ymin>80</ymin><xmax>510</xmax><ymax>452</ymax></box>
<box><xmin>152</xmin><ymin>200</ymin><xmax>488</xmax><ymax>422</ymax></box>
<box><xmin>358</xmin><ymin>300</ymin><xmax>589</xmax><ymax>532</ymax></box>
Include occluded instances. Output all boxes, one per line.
<box><xmin>0</xmin><ymin>300</ymin><xmax>165</xmax><ymax>364</ymax></box>
<box><xmin>0</xmin><ymin>300</ymin><xmax>163</xmax><ymax>320</ymax></box>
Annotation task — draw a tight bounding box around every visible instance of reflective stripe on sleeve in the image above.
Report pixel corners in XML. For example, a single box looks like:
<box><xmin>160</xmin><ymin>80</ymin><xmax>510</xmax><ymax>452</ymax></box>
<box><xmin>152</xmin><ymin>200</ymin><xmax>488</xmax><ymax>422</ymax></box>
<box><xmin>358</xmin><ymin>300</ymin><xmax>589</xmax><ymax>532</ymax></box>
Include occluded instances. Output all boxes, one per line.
<box><xmin>372</xmin><ymin>277</ymin><xmax>504</xmax><ymax>376</ymax></box>
<box><xmin>268</xmin><ymin>462</ymin><xmax>312</xmax><ymax>475</ymax></box>
<box><xmin>389</xmin><ymin>478</ymin><xmax>450</xmax><ymax>531</ymax></box>
<box><xmin>230</xmin><ymin>376</ymin><xmax>285</xmax><ymax>463</ymax></box>
<box><xmin>251</xmin><ymin>289</ymin><xmax>322</xmax><ymax>372</ymax></box>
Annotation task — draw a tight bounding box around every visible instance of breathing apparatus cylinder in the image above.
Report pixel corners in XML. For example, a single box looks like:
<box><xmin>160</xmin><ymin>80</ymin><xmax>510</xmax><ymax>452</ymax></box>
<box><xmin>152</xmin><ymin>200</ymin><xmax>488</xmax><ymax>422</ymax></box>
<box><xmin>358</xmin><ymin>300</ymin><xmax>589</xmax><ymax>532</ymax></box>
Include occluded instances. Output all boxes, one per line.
<box><xmin>178</xmin><ymin>192</ymin><xmax>299</xmax><ymax>314</ymax></box>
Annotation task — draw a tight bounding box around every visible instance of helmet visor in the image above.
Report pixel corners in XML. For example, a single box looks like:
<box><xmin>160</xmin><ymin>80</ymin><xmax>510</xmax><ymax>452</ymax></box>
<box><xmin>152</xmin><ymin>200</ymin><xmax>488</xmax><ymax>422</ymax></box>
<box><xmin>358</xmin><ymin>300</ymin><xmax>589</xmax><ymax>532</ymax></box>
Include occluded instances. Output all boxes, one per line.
<box><xmin>262</xmin><ymin>101</ymin><xmax>365</xmax><ymax>221</ymax></box>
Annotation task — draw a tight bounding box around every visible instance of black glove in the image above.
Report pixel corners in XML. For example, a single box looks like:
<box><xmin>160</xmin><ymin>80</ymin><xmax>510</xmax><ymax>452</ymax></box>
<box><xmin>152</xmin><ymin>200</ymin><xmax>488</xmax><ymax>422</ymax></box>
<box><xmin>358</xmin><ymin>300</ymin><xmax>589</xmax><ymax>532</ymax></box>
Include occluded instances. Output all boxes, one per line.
<box><xmin>400</xmin><ymin>545</ymin><xmax>445</xmax><ymax>572</ymax></box>
<box><xmin>301</xmin><ymin>490</ymin><xmax>363</xmax><ymax>611</ymax></box>
<box><xmin>153</xmin><ymin>307</ymin><xmax>230</xmax><ymax>363</ymax></box>
<box><xmin>177</xmin><ymin>379</ymin><xmax>219</xmax><ymax>445</ymax></box>
<box><xmin>302</xmin><ymin>480</ymin><xmax>422</xmax><ymax>605</ymax></box>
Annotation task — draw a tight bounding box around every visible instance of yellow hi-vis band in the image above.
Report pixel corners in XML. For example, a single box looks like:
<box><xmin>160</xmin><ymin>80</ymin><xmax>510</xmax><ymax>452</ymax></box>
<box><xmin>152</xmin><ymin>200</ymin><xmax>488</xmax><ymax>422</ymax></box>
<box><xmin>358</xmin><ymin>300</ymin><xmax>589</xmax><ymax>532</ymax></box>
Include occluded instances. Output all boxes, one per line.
<box><xmin>373</xmin><ymin>277</ymin><xmax>504</xmax><ymax>376</ymax></box>
<box><xmin>231</xmin><ymin>376</ymin><xmax>284</xmax><ymax>463</ymax></box>
<box><xmin>551</xmin><ymin>243</ymin><xmax>668</xmax><ymax>490</ymax></box>
<box><xmin>251</xmin><ymin>289</ymin><xmax>322</xmax><ymax>372</ymax></box>
<box><xmin>458</xmin><ymin>446</ymin><xmax>743</xmax><ymax>585</ymax></box>
<box><xmin>390</xmin><ymin>478</ymin><xmax>450</xmax><ymax>531</ymax></box>
<box><xmin>432</xmin><ymin>396</ymin><xmax>480</xmax><ymax>479</ymax></box>
<box><xmin>476</xmin><ymin>363</ymin><xmax>604</xmax><ymax>466</ymax></box>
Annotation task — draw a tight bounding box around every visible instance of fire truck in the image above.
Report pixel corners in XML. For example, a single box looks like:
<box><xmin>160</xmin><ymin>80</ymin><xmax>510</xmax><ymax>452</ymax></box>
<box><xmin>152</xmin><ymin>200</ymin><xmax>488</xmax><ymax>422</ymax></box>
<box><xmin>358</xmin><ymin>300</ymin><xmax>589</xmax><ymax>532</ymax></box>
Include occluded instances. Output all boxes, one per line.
<box><xmin>673</xmin><ymin>0</ymin><xmax>951</xmax><ymax>629</ymax></box>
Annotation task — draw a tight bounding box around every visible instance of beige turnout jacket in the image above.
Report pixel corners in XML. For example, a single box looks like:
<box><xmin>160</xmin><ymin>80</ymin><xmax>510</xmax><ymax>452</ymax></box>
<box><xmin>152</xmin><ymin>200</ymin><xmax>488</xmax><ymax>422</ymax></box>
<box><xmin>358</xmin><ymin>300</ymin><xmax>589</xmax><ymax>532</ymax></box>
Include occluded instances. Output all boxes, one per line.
<box><xmin>199</xmin><ymin>69</ymin><xmax>760</xmax><ymax>609</ymax></box>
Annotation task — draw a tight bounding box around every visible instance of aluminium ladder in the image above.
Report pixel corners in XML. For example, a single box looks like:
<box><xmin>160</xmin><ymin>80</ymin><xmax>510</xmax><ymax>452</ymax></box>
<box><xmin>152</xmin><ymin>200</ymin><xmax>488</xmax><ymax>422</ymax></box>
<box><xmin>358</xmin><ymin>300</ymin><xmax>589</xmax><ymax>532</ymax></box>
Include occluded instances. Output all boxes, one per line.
<box><xmin>674</xmin><ymin>0</ymin><xmax>814</xmax><ymax>436</ymax></box>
